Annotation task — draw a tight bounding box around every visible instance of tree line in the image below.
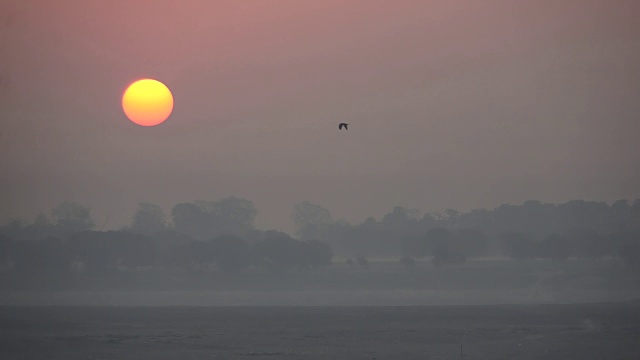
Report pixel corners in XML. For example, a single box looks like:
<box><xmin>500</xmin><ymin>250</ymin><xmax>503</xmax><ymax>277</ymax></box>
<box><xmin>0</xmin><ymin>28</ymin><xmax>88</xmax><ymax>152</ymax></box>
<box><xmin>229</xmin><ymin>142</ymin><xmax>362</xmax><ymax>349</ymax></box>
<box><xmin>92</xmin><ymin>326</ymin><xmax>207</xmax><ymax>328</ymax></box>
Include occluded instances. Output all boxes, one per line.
<box><xmin>293</xmin><ymin>199</ymin><xmax>640</xmax><ymax>268</ymax></box>
<box><xmin>1</xmin><ymin>198</ymin><xmax>640</xmax><ymax>281</ymax></box>
<box><xmin>0</xmin><ymin>199</ymin><xmax>332</xmax><ymax>279</ymax></box>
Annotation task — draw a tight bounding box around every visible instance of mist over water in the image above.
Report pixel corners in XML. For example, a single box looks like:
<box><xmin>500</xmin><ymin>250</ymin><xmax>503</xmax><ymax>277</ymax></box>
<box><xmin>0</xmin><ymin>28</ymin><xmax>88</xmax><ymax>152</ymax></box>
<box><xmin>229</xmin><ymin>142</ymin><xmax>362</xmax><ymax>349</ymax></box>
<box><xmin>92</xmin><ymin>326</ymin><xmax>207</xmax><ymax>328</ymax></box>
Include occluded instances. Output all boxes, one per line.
<box><xmin>1</xmin><ymin>198</ymin><xmax>639</xmax><ymax>307</ymax></box>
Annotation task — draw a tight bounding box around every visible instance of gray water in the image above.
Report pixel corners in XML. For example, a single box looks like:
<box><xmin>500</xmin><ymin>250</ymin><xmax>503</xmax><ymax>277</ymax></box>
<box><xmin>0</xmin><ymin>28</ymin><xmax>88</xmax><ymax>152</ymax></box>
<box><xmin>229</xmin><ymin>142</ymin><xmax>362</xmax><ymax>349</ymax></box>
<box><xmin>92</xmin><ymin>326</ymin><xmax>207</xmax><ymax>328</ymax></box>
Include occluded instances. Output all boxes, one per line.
<box><xmin>2</xmin><ymin>302</ymin><xmax>639</xmax><ymax>359</ymax></box>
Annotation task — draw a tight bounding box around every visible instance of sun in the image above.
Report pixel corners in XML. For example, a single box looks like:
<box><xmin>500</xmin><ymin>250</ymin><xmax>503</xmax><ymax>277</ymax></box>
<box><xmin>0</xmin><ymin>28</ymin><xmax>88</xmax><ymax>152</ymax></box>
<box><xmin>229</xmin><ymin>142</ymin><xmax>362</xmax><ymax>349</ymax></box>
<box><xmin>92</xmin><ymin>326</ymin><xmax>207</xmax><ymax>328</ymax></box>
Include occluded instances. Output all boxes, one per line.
<box><xmin>122</xmin><ymin>79</ymin><xmax>174</xmax><ymax>126</ymax></box>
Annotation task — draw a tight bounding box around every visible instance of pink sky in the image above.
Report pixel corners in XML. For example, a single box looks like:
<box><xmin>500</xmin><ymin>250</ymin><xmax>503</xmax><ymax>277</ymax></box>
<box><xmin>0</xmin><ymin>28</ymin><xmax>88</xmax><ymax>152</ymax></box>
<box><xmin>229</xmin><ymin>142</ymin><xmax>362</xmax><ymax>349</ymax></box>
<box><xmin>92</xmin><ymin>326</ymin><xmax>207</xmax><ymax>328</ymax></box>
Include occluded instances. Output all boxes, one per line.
<box><xmin>1</xmin><ymin>0</ymin><xmax>639</xmax><ymax>231</ymax></box>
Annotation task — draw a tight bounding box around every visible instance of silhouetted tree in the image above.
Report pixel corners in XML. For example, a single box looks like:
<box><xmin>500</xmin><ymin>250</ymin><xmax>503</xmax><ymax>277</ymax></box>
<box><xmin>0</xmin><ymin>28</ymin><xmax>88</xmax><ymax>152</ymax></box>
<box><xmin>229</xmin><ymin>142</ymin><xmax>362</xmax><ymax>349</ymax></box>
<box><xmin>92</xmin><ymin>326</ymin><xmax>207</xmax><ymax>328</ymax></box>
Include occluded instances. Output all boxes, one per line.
<box><xmin>443</xmin><ymin>209</ymin><xmax>460</xmax><ymax>229</ymax></box>
<box><xmin>251</xmin><ymin>231</ymin><xmax>333</xmax><ymax>271</ymax></box>
<box><xmin>356</xmin><ymin>255</ymin><xmax>369</xmax><ymax>269</ymax></box>
<box><xmin>401</xmin><ymin>235</ymin><xmax>427</xmax><ymax>258</ymax></box>
<box><xmin>304</xmin><ymin>240</ymin><xmax>333</xmax><ymax>268</ymax></box>
<box><xmin>555</xmin><ymin>200</ymin><xmax>609</xmax><ymax>234</ymax></box>
<box><xmin>457</xmin><ymin>209</ymin><xmax>492</xmax><ymax>237</ymax></box>
<box><xmin>209</xmin><ymin>234</ymin><xmax>252</xmax><ymax>273</ymax></box>
<box><xmin>499</xmin><ymin>232</ymin><xmax>537</xmax><ymax>260</ymax></box>
<box><xmin>616</xmin><ymin>231</ymin><xmax>640</xmax><ymax>272</ymax></box>
<box><xmin>455</xmin><ymin>228</ymin><xmax>489</xmax><ymax>258</ymax></box>
<box><xmin>567</xmin><ymin>230</ymin><xmax>613</xmax><ymax>260</ymax></box>
<box><xmin>51</xmin><ymin>202</ymin><xmax>95</xmax><ymax>234</ymax></box>
<box><xmin>631</xmin><ymin>200</ymin><xmax>640</xmax><ymax>232</ymax></box>
<box><xmin>171</xmin><ymin>198</ymin><xmax>257</xmax><ymax>240</ymax></box>
<box><xmin>608</xmin><ymin>199</ymin><xmax>631</xmax><ymax>233</ymax></box>
<box><xmin>320</xmin><ymin>220</ymin><xmax>359</xmax><ymax>257</ymax></box>
<box><xmin>0</xmin><ymin>234</ymin><xmax>12</xmax><ymax>269</ymax></box>
<box><xmin>202</xmin><ymin>196</ymin><xmax>257</xmax><ymax>235</ymax></box>
<box><xmin>114</xmin><ymin>232</ymin><xmax>157</xmax><ymax>268</ymax></box>
<box><xmin>583</xmin><ymin>233</ymin><xmax>614</xmax><ymax>259</ymax></box>
<box><xmin>171</xmin><ymin>203</ymin><xmax>212</xmax><ymax>240</ymax></box>
<box><xmin>66</xmin><ymin>231</ymin><xmax>155</xmax><ymax>274</ymax></box>
<box><xmin>293</xmin><ymin>201</ymin><xmax>333</xmax><ymax>240</ymax></box>
<box><xmin>66</xmin><ymin>231</ymin><xmax>112</xmax><ymax>275</ymax></box>
<box><xmin>1</xmin><ymin>218</ymin><xmax>25</xmax><ymax>240</ymax></box>
<box><xmin>254</xmin><ymin>232</ymin><xmax>306</xmax><ymax>271</ymax></box>
<box><xmin>130</xmin><ymin>202</ymin><xmax>167</xmax><ymax>235</ymax></box>
<box><xmin>180</xmin><ymin>240</ymin><xmax>215</xmax><ymax>269</ymax></box>
<box><xmin>538</xmin><ymin>233</ymin><xmax>572</xmax><ymax>262</ymax></box>
<box><xmin>424</xmin><ymin>228</ymin><xmax>452</xmax><ymax>253</ymax></box>
<box><xmin>33</xmin><ymin>213</ymin><xmax>49</xmax><ymax>227</ymax></box>
<box><xmin>493</xmin><ymin>201</ymin><xmax>555</xmax><ymax>238</ymax></box>
<box><xmin>422</xmin><ymin>227</ymin><xmax>465</xmax><ymax>266</ymax></box>
<box><xmin>151</xmin><ymin>230</ymin><xmax>196</xmax><ymax>268</ymax></box>
<box><xmin>382</xmin><ymin>206</ymin><xmax>420</xmax><ymax>233</ymax></box>
<box><xmin>14</xmin><ymin>237</ymin><xmax>70</xmax><ymax>275</ymax></box>
<box><xmin>26</xmin><ymin>212</ymin><xmax>56</xmax><ymax>240</ymax></box>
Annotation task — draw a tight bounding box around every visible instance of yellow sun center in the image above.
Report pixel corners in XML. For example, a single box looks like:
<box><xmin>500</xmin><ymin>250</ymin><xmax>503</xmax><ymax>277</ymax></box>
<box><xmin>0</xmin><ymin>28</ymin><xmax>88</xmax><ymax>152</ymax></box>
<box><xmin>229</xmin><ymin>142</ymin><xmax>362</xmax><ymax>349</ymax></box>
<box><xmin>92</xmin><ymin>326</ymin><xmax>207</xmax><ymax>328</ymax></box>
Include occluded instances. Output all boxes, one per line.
<box><xmin>122</xmin><ymin>79</ymin><xmax>174</xmax><ymax>126</ymax></box>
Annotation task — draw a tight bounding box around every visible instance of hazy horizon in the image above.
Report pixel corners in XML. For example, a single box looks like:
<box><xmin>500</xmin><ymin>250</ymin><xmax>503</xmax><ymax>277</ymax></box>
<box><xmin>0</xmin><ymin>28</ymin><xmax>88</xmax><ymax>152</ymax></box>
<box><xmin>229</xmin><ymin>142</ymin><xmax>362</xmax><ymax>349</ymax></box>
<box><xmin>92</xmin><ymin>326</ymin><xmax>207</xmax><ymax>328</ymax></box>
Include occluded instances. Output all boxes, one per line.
<box><xmin>2</xmin><ymin>0</ymin><xmax>639</xmax><ymax>233</ymax></box>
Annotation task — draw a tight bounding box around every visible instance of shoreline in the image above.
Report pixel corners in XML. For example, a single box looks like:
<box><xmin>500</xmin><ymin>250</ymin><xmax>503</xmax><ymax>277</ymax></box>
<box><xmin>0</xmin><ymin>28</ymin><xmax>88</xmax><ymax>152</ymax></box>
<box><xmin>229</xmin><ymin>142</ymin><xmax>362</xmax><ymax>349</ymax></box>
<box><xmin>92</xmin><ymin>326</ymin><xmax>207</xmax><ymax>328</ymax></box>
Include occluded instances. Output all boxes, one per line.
<box><xmin>2</xmin><ymin>288</ymin><xmax>639</xmax><ymax>307</ymax></box>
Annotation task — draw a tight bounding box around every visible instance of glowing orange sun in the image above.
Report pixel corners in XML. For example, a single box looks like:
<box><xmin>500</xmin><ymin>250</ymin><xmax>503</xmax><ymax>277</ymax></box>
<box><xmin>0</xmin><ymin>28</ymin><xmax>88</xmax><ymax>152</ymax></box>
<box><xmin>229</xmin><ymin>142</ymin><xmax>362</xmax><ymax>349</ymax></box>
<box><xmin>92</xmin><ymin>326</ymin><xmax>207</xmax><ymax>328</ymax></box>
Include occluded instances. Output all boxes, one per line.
<box><xmin>122</xmin><ymin>79</ymin><xmax>174</xmax><ymax>126</ymax></box>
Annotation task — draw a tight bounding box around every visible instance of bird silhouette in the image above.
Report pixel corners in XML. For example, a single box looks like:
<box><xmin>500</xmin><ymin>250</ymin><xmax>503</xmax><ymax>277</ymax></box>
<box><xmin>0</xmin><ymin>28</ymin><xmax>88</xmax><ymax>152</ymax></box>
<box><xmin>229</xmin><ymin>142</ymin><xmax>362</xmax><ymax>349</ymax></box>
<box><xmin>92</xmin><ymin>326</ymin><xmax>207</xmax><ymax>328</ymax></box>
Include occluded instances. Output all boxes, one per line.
<box><xmin>338</xmin><ymin>123</ymin><xmax>349</xmax><ymax>130</ymax></box>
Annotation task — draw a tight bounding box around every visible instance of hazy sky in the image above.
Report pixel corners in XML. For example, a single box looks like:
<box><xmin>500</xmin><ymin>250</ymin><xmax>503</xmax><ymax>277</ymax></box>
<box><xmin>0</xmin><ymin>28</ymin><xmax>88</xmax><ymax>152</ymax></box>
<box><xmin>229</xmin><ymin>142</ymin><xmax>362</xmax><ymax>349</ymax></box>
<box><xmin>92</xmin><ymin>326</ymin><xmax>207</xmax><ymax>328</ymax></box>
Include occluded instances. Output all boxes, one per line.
<box><xmin>1</xmin><ymin>0</ymin><xmax>639</xmax><ymax>232</ymax></box>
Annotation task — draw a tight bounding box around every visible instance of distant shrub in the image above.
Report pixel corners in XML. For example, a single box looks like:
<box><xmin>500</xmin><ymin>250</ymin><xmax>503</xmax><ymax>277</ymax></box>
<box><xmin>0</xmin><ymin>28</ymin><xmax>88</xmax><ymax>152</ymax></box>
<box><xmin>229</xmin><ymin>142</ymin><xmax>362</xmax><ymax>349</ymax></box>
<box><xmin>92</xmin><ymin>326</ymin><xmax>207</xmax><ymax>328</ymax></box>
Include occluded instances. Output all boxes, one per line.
<box><xmin>356</xmin><ymin>256</ymin><xmax>369</xmax><ymax>269</ymax></box>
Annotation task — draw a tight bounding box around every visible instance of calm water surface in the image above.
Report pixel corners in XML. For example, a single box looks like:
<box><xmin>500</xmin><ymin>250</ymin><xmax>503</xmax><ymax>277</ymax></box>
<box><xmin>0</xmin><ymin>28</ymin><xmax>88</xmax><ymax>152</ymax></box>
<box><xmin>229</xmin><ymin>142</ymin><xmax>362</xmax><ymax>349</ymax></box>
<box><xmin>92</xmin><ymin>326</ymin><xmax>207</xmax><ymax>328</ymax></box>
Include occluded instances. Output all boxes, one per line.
<box><xmin>1</xmin><ymin>303</ymin><xmax>639</xmax><ymax>359</ymax></box>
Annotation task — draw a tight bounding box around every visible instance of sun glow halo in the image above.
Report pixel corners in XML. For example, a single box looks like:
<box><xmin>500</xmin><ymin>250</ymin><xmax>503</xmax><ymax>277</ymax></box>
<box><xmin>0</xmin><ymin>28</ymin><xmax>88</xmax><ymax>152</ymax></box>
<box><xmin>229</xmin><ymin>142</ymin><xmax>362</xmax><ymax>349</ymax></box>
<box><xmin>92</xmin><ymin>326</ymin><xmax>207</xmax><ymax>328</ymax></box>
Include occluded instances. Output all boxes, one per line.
<box><xmin>122</xmin><ymin>79</ymin><xmax>174</xmax><ymax>126</ymax></box>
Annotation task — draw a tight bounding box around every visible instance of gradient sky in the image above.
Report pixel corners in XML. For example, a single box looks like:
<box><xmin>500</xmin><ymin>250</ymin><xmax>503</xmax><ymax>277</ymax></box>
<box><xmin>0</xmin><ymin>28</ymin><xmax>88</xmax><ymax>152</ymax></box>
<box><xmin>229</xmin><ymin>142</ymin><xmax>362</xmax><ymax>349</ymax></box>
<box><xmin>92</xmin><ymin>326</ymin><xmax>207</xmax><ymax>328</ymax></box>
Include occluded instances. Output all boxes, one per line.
<box><xmin>1</xmin><ymin>0</ymin><xmax>639</xmax><ymax>232</ymax></box>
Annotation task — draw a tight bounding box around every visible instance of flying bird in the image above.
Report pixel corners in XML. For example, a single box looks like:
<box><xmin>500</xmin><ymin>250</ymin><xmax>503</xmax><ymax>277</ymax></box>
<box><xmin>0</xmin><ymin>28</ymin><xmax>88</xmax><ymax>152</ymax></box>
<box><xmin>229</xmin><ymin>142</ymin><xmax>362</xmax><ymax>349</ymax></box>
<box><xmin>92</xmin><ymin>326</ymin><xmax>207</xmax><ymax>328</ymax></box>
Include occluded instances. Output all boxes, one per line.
<box><xmin>338</xmin><ymin>123</ymin><xmax>349</xmax><ymax>130</ymax></box>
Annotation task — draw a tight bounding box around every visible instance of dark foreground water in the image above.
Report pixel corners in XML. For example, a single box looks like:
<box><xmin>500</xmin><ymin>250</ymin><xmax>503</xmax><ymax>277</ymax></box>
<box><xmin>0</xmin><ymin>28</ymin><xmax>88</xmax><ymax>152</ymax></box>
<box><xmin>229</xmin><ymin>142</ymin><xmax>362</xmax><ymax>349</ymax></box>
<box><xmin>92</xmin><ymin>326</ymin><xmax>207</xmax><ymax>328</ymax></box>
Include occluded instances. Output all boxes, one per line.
<box><xmin>1</xmin><ymin>302</ymin><xmax>639</xmax><ymax>360</ymax></box>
